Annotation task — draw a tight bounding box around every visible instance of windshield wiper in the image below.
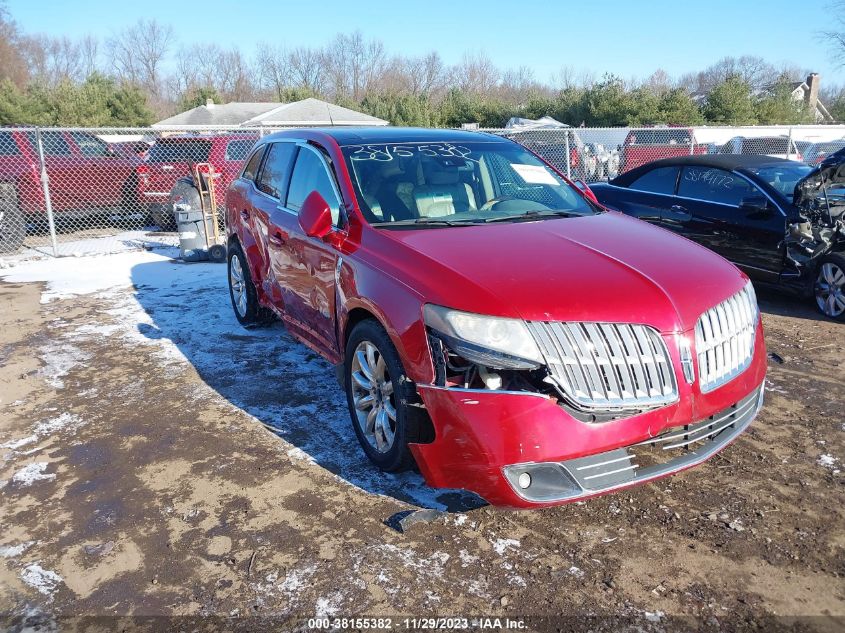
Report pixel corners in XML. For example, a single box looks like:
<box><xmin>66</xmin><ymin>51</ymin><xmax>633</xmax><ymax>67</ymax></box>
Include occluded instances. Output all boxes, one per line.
<box><xmin>373</xmin><ymin>217</ymin><xmax>483</xmax><ymax>227</ymax></box>
<box><xmin>481</xmin><ymin>210</ymin><xmax>581</xmax><ymax>223</ymax></box>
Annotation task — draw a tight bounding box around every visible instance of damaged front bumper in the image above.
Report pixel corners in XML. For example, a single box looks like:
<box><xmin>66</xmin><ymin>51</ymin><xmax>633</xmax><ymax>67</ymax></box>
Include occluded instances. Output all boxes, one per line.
<box><xmin>409</xmin><ymin>324</ymin><xmax>767</xmax><ymax>508</ymax></box>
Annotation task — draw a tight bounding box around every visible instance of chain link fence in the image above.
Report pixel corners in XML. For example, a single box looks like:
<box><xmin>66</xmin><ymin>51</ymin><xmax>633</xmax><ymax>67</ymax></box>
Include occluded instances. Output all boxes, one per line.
<box><xmin>2</xmin><ymin>124</ymin><xmax>845</xmax><ymax>257</ymax></box>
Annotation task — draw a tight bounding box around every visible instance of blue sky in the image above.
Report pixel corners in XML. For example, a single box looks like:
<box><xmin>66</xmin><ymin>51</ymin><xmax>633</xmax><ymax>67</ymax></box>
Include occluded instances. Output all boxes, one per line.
<box><xmin>8</xmin><ymin>0</ymin><xmax>844</xmax><ymax>86</ymax></box>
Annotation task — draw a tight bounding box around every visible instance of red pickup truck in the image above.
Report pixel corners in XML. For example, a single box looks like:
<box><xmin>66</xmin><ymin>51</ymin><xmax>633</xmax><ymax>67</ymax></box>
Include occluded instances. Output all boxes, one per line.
<box><xmin>620</xmin><ymin>127</ymin><xmax>707</xmax><ymax>173</ymax></box>
<box><xmin>137</xmin><ymin>133</ymin><xmax>258</xmax><ymax>229</ymax></box>
<box><xmin>0</xmin><ymin>129</ymin><xmax>141</xmax><ymax>252</ymax></box>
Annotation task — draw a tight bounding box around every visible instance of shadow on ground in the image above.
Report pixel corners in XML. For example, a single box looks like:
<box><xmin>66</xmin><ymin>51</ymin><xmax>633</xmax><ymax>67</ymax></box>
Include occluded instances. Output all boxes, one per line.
<box><xmin>129</xmin><ymin>256</ymin><xmax>484</xmax><ymax>512</ymax></box>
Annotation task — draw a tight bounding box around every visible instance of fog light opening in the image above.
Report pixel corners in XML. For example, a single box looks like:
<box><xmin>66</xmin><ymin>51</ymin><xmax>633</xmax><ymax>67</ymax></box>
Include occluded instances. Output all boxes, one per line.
<box><xmin>517</xmin><ymin>472</ymin><xmax>532</xmax><ymax>489</ymax></box>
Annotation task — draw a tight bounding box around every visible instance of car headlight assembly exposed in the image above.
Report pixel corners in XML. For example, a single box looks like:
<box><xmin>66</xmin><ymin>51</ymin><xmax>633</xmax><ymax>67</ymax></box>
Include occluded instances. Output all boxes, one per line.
<box><xmin>423</xmin><ymin>304</ymin><xmax>544</xmax><ymax>371</ymax></box>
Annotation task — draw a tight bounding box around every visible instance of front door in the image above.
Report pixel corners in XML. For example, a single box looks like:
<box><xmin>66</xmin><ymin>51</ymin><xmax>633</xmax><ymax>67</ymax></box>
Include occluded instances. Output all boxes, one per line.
<box><xmin>276</xmin><ymin>143</ymin><xmax>345</xmax><ymax>358</ymax></box>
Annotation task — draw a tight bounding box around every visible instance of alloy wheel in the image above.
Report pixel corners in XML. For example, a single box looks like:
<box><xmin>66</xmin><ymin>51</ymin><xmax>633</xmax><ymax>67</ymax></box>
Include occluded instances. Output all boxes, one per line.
<box><xmin>349</xmin><ymin>340</ymin><xmax>396</xmax><ymax>453</ymax></box>
<box><xmin>229</xmin><ymin>253</ymin><xmax>248</xmax><ymax>318</ymax></box>
<box><xmin>816</xmin><ymin>262</ymin><xmax>845</xmax><ymax>318</ymax></box>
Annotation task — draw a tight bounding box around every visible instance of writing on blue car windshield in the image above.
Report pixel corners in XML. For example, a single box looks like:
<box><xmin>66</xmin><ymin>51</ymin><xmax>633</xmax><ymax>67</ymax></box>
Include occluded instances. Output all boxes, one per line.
<box><xmin>746</xmin><ymin>163</ymin><xmax>813</xmax><ymax>200</ymax></box>
<box><xmin>340</xmin><ymin>141</ymin><xmax>597</xmax><ymax>227</ymax></box>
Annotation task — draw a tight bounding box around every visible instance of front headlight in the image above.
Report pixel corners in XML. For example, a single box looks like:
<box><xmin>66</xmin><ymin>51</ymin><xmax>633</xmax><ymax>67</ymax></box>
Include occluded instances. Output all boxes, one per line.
<box><xmin>423</xmin><ymin>304</ymin><xmax>544</xmax><ymax>370</ymax></box>
<box><xmin>744</xmin><ymin>279</ymin><xmax>758</xmax><ymax>323</ymax></box>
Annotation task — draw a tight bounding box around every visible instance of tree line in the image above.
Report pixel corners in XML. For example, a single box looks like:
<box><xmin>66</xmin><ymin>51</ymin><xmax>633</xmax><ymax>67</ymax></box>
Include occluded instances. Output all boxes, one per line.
<box><xmin>0</xmin><ymin>3</ymin><xmax>842</xmax><ymax>129</ymax></box>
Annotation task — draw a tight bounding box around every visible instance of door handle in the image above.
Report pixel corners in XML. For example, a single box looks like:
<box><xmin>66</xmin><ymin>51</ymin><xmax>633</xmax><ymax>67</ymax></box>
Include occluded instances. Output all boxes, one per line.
<box><xmin>670</xmin><ymin>205</ymin><xmax>687</xmax><ymax>212</ymax></box>
<box><xmin>268</xmin><ymin>230</ymin><xmax>287</xmax><ymax>247</ymax></box>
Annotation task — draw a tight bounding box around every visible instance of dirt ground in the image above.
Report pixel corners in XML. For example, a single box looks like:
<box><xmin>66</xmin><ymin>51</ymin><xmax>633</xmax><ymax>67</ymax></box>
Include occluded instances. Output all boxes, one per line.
<box><xmin>0</xmin><ymin>252</ymin><xmax>843</xmax><ymax>632</ymax></box>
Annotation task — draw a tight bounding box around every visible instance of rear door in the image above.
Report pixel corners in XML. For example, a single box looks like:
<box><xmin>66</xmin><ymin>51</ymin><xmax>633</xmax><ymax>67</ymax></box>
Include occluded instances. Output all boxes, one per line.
<box><xmin>251</xmin><ymin>141</ymin><xmax>298</xmax><ymax>312</ymax></box>
<box><xmin>676</xmin><ymin>165</ymin><xmax>785</xmax><ymax>281</ymax></box>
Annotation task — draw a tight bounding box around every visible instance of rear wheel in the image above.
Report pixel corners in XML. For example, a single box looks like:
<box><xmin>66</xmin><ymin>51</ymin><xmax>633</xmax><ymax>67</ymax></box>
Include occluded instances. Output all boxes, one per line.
<box><xmin>345</xmin><ymin>319</ymin><xmax>421</xmax><ymax>472</ymax></box>
<box><xmin>227</xmin><ymin>241</ymin><xmax>272</xmax><ymax>327</ymax></box>
<box><xmin>0</xmin><ymin>182</ymin><xmax>25</xmax><ymax>254</ymax></box>
<box><xmin>814</xmin><ymin>254</ymin><xmax>845</xmax><ymax>320</ymax></box>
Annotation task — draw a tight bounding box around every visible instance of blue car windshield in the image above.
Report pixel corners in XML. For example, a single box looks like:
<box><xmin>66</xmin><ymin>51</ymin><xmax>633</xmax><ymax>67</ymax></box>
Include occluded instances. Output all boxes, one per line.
<box><xmin>340</xmin><ymin>141</ymin><xmax>596</xmax><ymax>227</ymax></box>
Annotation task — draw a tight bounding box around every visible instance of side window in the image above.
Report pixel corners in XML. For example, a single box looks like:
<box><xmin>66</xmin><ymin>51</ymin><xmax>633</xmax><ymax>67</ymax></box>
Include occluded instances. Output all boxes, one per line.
<box><xmin>26</xmin><ymin>131</ymin><xmax>71</xmax><ymax>156</ymax></box>
<box><xmin>628</xmin><ymin>166</ymin><xmax>679</xmax><ymax>195</ymax></box>
<box><xmin>255</xmin><ymin>143</ymin><xmax>296</xmax><ymax>199</ymax></box>
<box><xmin>70</xmin><ymin>132</ymin><xmax>110</xmax><ymax>157</ymax></box>
<box><xmin>678</xmin><ymin>167</ymin><xmax>755</xmax><ymax>206</ymax></box>
<box><xmin>242</xmin><ymin>146</ymin><xmax>266</xmax><ymax>182</ymax></box>
<box><xmin>226</xmin><ymin>139</ymin><xmax>256</xmax><ymax>161</ymax></box>
<box><xmin>287</xmin><ymin>148</ymin><xmax>342</xmax><ymax>225</ymax></box>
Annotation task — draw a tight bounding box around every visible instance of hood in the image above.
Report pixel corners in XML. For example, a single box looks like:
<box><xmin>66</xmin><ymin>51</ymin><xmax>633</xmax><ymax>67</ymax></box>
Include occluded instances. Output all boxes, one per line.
<box><xmin>373</xmin><ymin>212</ymin><xmax>746</xmax><ymax>333</ymax></box>
<box><xmin>794</xmin><ymin>148</ymin><xmax>845</xmax><ymax>209</ymax></box>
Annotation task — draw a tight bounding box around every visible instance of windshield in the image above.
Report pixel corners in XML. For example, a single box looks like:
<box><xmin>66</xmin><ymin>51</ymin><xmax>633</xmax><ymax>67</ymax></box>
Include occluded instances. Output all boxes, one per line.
<box><xmin>746</xmin><ymin>163</ymin><xmax>813</xmax><ymax>200</ymax></box>
<box><xmin>341</xmin><ymin>141</ymin><xmax>597</xmax><ymax>227</ymax></box>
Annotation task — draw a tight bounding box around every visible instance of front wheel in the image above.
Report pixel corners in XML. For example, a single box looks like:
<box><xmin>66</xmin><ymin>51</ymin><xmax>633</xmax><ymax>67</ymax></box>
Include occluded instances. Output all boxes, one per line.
<box><xmin>345</xmin><ymin>319</ymin><xmax>421</xmax><ymax>472</ymax></box>
<box><xmin>814</xmin><ymin>254</ymin><xmax>845</xmax><ymax>320</ymax></box>
<box><xmin>0</xmin><ymin>182</ymin><xmax>25</xmax><ymax>254</ymax></box>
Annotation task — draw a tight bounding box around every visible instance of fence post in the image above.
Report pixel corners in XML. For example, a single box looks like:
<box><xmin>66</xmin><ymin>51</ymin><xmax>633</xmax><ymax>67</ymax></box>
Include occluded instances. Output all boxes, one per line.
<box><xmin>564</xmin><ymin>131</ymin><xmax>572</xmax><ymax>179</ymax></box>
<box><xmin>690</xmin><ymin>131</ymin><xmax>695</xmax><ymax>155</ymax></box>
<box><xmin>786</xmin><ymin>127</ymin><xmax>793</xmax><ymax>160</ymax></box>
<box><xmin>35</xmin><ymin>128</ymin><xmax>58</xmax><ymax>257</ymax></box>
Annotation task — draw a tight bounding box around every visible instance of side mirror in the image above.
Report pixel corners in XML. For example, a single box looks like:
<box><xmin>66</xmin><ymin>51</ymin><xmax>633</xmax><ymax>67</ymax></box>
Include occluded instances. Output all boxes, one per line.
<box><xmin>298</xmin><ymin>190</ymin><xmax>333</xmax><ymax>239</ymax></box>
<box><xmin>574</xmin><ymin>179</ymin><xmax>599</xmax><ymax>203</ymax></box>
<box><xmin>739</xmin><ymin>196</ymin><xmax>771</xmax><ymax>219</ymax></box>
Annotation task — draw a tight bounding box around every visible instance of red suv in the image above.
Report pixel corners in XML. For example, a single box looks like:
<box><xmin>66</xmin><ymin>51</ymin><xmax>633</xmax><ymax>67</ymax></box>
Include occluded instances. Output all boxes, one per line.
<box><xmin>138</xmin><ymin>133</ymin><xmax>258</xmax><ymax>228</ymax></box>
<box><xmin>621</xmin><ymin>127</ymin><xmax>707</xmax><ymax>173</ymax></box>
<box><xmin>0</xmin><ymin>129</ymin><xmax>141</xmax><ymax>253</ymax></box>
<box><xmin>225</xmin><ymin>128</ymin><xmax>767</xmax><ymax>508</ymax></box>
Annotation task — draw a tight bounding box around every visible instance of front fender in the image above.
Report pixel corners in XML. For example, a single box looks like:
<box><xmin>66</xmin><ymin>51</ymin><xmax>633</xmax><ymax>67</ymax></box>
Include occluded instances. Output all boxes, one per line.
<box><xmin>337</xmin><ymin>255</ymin><xmax>434</xmax><ymax>384</ymax></box>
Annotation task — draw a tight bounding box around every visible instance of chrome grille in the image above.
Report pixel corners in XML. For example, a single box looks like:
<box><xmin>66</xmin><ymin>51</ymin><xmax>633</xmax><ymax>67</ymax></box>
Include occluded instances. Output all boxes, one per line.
<box><xmin>695</xmin><ymin>283</ymin><xmax>758</xmax><ymax>393</ymax></box>
<box><xmin>526</xmin><ymin>321</ymin><xmax>677</xmax><ymax>411</ymax></box>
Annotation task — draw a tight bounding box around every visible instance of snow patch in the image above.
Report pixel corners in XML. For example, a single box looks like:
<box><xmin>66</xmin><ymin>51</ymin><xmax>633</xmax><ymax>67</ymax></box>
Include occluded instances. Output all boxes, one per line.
<box><xmin>1</xmin><ymin>435</ymin><xmax>37</xmax><ymax>450</ymax></box>
<box><xmin>818</xmin><ymin>454</ymin><xmax>841</xmax><ymax>473</ymax></box>
<box><xmin>20</xmin><ymin>563</ymin><xmax>63</xmax><ymax>597</ymax></box>
<box><xmin>38</xmin><ymin>341</ymin><xmax>91</xmax><ymax>389</ymax></box>
<box><xmin>491</xmin><ymin>538</ymin><xmax>521</xmax><ymax>555</ymax></box>
<box><xmin>12</xmin><ymin>463</ymin><xmax>55</xmax><ymax>486</ymax></box>
<box><xmin>34</xmin><ymin>412</ymin><xmax>85</xmax><ymax>437</ymax></box>
<box><xmin>0</xmin><ymin>541</ymin><xmax>35</xmax><ymax>558</ymax></box>
<box><xmin>315</xmin><ymin>596</ymin><xmax>340</xmax><ymax>617</ymax></box>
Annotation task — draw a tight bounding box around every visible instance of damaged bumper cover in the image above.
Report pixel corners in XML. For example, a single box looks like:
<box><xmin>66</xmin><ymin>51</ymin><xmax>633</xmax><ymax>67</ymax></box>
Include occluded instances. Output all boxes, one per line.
<box><xmin>409</xmin><ymin>323</ymin><xmax>767</xmax><ymax>508</ymax></box>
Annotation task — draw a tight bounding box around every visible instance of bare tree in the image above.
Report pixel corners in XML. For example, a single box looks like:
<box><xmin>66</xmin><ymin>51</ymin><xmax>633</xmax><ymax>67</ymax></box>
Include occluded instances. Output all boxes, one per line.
<box><xmin>107</xmin><ymin>19</ymin><xmax>173</xmax><ymax>98</ymax></box>
<box><xmin>322</xmin><ymin>31</ymin><xmax>387</xmax><ymax>101</ymax></box>
<box><xmin>821</xmin><ymin>0</ymin><xmax>845</xmax><ymax>65</ymax></box>
<box><xmin>256</xmin><ymin>42</ymin><xmax>290</xmax><ymax>99</ymax></box>
<box><xmin>288</xmin><ymin>46</ymin><xmax>325</xmax><ymax>94</ymax></box>
<box><xmin>0</xmin><ymin>5</ymin><xmax>31</xmax><ymax>88</ymax></box>
<box><xmin>454</xmin><ymin>51</ymin><xmax>500</xmax><ymax>95</ymax></box>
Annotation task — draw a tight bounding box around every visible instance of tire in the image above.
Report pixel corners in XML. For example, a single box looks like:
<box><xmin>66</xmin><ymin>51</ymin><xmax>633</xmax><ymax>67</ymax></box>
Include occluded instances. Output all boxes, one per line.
<box><xmin>814</xmin><ymin>253</ymin><xmax>845</xmax><ymax>320</ymax></box>
<box><xmin>344</xmin><ymin>319</ymin><xmax>421</xmax><ymax>472</ymax></box>
<box><xmin>0</xmin><ymin>182</ymin><xmax>25</xmax><ymax>254</ymax></box>
<box><xmin>227</xmin><ymin>241</ymin><xmax>272</xmax><ymax>327</ymax></box>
